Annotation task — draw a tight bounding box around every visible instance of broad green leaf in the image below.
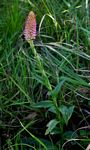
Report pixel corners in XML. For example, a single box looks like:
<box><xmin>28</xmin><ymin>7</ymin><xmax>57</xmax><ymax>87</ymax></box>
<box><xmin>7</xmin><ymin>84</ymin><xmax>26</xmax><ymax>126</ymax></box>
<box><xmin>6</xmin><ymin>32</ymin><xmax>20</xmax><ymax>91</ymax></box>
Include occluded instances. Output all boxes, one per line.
<box><xmin>48</xmin><ymin>105</ymin><xmax>57</xmax><ymax>114</ymax></box>
<box><xmin>49</xmin><ymin>127</ymin><xmax>61</xmax><ymax>135</ymax></box>
<box><xmin>59</xmin><ymin>105</ymin><xmax>75</xmax><ymax>125</ymax></box>
<box><xmin>51</xmin><ymin>79</ymin><xmax>65</xmax><ymax>98</ymax></box>
<box><xmin>32</xmin><ymin>100</ymin><xmax>53</xmax><ymax>108</ymax></box>
<box><xmin>45</xmin><ymin>119</ymin><xmax>59</xmax><ymax>135</ymax></box>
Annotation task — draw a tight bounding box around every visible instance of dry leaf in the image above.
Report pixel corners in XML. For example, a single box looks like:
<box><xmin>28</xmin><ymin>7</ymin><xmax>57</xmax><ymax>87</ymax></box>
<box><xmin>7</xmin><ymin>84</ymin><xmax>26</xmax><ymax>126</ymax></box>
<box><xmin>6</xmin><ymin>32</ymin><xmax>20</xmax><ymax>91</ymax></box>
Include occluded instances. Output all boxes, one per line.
<box><xmin>24</xmin><ymin>112</ymin><xmax>37</xmax><ymax>120</ymax></box>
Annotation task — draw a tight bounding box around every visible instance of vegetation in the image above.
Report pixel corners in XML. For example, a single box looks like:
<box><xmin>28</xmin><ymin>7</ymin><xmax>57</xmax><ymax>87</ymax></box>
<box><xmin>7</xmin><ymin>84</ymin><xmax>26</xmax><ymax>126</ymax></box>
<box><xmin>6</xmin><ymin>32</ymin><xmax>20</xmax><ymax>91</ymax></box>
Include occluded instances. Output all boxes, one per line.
<box><xmin>0</xmin><ymin>0</ymin><xmax>90</xmax><ymax>149</ymax></box>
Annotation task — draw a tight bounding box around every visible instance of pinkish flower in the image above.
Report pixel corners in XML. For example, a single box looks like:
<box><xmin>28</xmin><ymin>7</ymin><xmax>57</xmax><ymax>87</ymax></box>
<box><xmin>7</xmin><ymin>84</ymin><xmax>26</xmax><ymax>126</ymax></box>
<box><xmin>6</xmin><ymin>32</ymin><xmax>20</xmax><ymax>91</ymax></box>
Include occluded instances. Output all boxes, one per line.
<box><xmin>23</xmin><ymin>11</ymin><xmax>36</xmax><ymax>41</ymax></box>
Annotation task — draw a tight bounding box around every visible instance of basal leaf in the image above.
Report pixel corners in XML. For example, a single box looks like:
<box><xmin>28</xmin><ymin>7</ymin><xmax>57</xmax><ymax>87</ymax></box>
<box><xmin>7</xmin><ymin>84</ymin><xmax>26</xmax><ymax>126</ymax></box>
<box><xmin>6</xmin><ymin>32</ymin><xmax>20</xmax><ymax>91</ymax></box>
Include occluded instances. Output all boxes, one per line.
<box><xmin>45</xmin><ymin>119</ymin><xmax>59</xmax><ymax>135</ymax></box>
<box><xmin>59</xmin><ymin>105</ymin><xmax>75</xmax><ymax>125</ymax></box>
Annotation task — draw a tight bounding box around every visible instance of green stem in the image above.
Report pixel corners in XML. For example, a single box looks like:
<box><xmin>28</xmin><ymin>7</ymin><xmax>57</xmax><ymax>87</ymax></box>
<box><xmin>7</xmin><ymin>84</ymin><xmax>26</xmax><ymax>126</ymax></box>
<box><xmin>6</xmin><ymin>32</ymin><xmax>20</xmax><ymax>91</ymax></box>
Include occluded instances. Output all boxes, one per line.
<box><xmin>29</xmin><ymin>40</ymin><xmax>52</xmax><ymax>92</ymax></box>
<box><xmin>29</xmin><ymin>40</ymin><xmax>62</xmax><ymax>132</ymax></box>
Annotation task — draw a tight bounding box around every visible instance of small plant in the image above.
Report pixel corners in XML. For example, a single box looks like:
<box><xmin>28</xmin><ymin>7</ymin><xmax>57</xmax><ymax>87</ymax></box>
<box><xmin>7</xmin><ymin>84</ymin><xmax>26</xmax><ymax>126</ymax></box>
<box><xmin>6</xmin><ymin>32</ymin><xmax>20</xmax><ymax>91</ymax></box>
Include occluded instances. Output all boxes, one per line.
<box><xmin>1</xmin><ymin>1</ymin><xmax>90</xmax><ymax>150</ymax></box>
<box><xmin>23</xmin><ymin>11</ymin><xmax>75</xmax><ymax>148</ymax></box>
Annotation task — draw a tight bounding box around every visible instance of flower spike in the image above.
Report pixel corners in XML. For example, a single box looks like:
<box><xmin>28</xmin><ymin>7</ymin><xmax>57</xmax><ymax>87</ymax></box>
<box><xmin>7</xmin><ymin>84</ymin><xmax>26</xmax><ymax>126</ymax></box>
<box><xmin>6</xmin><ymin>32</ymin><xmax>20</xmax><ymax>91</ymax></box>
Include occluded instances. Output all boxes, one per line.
<box><xmin>23</xmin><ymin>11</ymin><xmax>36</xmax><ymax>41</ymax></box>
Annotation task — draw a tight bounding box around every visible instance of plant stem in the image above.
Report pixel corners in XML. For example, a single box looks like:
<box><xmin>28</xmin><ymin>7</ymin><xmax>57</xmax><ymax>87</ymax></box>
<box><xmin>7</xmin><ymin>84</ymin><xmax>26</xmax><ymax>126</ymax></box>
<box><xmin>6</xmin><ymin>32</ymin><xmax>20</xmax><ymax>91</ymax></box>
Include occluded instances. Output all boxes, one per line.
<box><xmin>29</xmin><ymin>40</ymin><xmax>63</xmax><ymax>132</ymax></box>
<box><xmin>29</xmin><ymin>40</ymin><xmax>52</xmax><ymax>92</ymax></box>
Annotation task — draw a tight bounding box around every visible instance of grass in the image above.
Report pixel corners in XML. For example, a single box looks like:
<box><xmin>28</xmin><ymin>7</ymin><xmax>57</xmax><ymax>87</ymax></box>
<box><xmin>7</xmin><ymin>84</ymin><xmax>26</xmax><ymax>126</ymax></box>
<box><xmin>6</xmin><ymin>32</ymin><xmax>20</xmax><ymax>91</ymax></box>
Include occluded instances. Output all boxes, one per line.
<box><xmin>0</xmin><ymin>0</ymin><xmax>90</xmax><ymax>149</ymax></box>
